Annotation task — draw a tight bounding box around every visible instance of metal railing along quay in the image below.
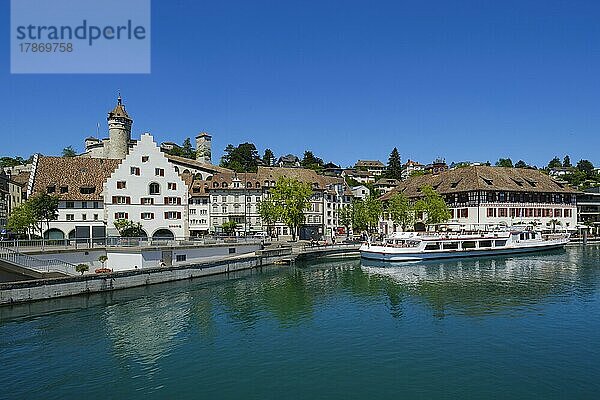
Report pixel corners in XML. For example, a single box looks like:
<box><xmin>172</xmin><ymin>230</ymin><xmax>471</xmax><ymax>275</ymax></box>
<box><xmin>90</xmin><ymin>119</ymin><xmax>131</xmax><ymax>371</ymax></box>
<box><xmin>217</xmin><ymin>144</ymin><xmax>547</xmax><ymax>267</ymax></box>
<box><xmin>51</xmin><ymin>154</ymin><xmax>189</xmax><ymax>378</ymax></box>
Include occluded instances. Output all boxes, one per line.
<box><xmin>0</xmin><ymin>236</ymin><xmax>264</xmax><ymax>251</ymax></box>
<box><xmin>0</xmin><ymin>246</ymin><xmax>78</xmax><ymax>276</ymax></box>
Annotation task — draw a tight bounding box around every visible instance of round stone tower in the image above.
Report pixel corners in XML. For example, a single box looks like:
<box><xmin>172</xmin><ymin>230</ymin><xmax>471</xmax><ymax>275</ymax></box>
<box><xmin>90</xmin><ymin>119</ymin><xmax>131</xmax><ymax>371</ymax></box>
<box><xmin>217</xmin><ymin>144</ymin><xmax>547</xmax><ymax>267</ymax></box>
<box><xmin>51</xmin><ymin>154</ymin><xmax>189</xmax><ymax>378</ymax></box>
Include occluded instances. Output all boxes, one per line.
<box><xmin>196</xmin><ymin>132</ymin><xmax>212</xmax><ymax>164</ymax></box>
<box><xmin>107</xmin><ymin>94</ymin><xmax>132</xmax><ymax>159</ymax></box>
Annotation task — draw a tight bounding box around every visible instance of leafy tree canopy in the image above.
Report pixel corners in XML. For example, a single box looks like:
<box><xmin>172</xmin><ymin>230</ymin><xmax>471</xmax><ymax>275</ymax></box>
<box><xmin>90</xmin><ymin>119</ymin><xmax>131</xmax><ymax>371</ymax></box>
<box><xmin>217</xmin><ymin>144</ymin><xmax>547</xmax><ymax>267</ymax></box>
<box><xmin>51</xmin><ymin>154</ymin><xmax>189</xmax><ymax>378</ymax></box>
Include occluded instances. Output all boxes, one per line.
<box><xmin>220</xmin><ymin>142</ymin><xmax>260</xmax><ymax>172</ymax></box>
<box><xmin>515</xmin><ymin>160</ymin><xmax>528</xmax><ymax>168</ymax></box>
<box><xmin>495</xmin><ymin>158</ymin><xmax>513</xmax><ymax>168</ymax></box>
<box><xmin>387</xmin><ymin>192</ymin><xmax>414</xmax><ymax>231</ymax></box>
<box><xmin>547</xmin><ymin>156</ymin><xmax>562</xmax><ymax>169</ymax></box>
<box><xmin>114</xmin><ymin>219</ymin><xmax>145</xmax><ymax>237</ymax></box>
<box><xmin>62</xmin><ymin>146</ymin><xmax>77</xmax><ymax>157</ymax></box>
<box><xmin>263</xmin><ymin>149</ymin><xmax>275</xmax><ymax>166</ymax></box>
<box><xmin>414</xmin><ymin>185</ymin><xmax>451</xmax><ymax>226</ymax></box>
<box><xmin>577</xmin><ymin>159</ymin><xmax>595</xmax><ymax>175</ymax></box>
<box><xmin>301</xmin><ymin>151</ymin><xmax>324</xmax><ymax>171</ymax></box>
<box><xmin>268</xmin><ymin>177</ymin><xmax>313</xmax><ymax>240</ymax></box>
<box><xmin>563</xmin><ymin>155</ymin><xmax>572</xmax><ymax>168</ymax></box>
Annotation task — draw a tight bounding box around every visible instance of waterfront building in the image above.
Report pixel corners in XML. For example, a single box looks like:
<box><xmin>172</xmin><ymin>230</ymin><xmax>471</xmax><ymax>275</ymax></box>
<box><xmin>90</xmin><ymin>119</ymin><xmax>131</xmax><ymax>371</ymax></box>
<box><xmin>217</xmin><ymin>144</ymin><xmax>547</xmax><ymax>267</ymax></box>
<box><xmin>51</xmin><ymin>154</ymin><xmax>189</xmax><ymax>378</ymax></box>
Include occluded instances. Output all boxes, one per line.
<box><xmin>206</xmin><ymin>172</ymin><xmax>263</xmax><ymax>235</ymax></box>
<box><xmin>354</xmin><ymin>160</ymin><xmax>386</xmax><ymax>176</ymax></box>
<box><xmin>84</xmin><ymin>95</ymin><xmax>135</xmax><ymax>160</ymax></box>
<box><xmin>577</xmin><ymin>187</ymin><xmax>600</xmax><ymax>236</ymax></box>
<box><xmin>0</xmin><ymin>171</ymin><xmax>9</xmax><ymax>232</ymax></box>
<box><xmin>374</xmin><ymin>178</ymin><xmax>400</xmax><ymax>194</ymax></box>
<box><xmin>351</xmin><ymin>185</ymin><xmax>370</xmax><ymax>200</ymax></box>
<box><xmin>188</xmin><ymin>179</ymin><xmax>211</xmax><ymax>236</ymax></box>
<box><xmin>380</xmin><ymin>166</ymin><xmax>578</xmax><ymax>234</ymax></box>
<box><xmin>30</xmin><ymin>156</ymin><xmax>119</xmax><ymax>240</ymax></box>
<box><xmin>104</xmin><ymin>134</ymin><xmax>189</xmax><ymax>239</ymax></box>
<box><xmin>401</xmin><ymin>159</ymin><xmax>425</xmax><ymax>179</ymax></box>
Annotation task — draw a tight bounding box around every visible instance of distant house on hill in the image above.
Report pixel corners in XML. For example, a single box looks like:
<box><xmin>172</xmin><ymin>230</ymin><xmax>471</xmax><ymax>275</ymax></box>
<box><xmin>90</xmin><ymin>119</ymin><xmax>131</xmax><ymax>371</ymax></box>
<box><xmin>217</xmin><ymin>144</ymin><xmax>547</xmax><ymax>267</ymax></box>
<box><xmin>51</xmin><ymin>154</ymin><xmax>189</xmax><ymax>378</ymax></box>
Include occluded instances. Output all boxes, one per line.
<box><xmin>354</xmin><ymin>160</ymin><xmax>385</xmax><ymax>176</ymax></box>
<box><xmin>276</xmin><ymin>154</ymin><xmax>300</xmax><ymax>168</ymax></box>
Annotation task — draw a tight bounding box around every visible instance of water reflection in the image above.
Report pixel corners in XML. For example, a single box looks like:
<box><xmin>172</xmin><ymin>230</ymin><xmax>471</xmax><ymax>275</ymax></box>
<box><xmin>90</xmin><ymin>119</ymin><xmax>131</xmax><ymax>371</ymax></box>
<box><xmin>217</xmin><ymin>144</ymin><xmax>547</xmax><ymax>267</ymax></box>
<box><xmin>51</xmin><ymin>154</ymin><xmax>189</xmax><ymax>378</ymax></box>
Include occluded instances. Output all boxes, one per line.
<box><xmin>359</xmin><ymin>247</ymin><xmax>598</xmax><ymax>317</ymax></box>
<box><xmin>104</xmin><ymin>291</ymin><xmax>191</xmax><ymax>367</ymax></box>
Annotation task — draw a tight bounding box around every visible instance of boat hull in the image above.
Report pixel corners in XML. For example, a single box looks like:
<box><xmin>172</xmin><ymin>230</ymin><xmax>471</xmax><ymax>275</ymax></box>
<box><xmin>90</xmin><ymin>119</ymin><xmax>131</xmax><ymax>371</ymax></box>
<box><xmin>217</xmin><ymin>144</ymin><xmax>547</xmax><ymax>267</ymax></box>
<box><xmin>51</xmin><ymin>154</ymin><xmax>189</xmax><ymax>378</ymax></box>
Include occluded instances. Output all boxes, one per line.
<box><xmin>360</xmin><ymin>241</ymin><xmax>568</xmax><ymax>262</ymax></box>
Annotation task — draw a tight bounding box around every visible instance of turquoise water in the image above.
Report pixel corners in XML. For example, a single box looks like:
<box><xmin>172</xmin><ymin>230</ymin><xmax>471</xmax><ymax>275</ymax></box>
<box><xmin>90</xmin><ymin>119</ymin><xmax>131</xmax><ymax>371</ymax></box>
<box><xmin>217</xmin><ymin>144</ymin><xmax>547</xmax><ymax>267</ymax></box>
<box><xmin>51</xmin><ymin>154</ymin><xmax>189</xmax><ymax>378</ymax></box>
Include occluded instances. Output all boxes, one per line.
<box><xmin>1</xmin><ymin>245</ymin><xmax>600</xmax><ymax>399</ymax></box>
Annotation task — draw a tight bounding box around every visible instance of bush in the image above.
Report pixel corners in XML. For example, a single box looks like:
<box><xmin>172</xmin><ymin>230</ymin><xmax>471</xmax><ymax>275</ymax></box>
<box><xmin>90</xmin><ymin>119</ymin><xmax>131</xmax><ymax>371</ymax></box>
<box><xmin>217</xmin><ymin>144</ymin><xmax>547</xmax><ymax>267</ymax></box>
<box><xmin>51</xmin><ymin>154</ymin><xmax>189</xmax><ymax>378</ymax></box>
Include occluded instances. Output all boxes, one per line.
<box><xmin>75</xmin><ymin>263</ymin><xmax>89</xmax><ymax>275</ymax></box>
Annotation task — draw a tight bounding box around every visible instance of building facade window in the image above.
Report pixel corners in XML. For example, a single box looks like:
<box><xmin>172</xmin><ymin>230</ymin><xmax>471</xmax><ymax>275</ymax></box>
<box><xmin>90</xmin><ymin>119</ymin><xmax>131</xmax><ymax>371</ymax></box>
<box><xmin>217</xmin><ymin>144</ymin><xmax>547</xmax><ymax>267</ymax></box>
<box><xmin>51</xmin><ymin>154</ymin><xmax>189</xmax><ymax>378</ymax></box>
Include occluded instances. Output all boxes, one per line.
<box><xmin>141</xmin><ymin>212</ymin><xmax>154</xmax><ymax>220</ymax></box>
<box><xmin>149</xmin><ymin>183</ymin><xmax>160</xmax><ymax>195</ymax></box>
<box><xmin>117</xmin><ymin>181</ymin><xmax>126</xmax><ymax>189</ymax></box>
<box><xmin>155</xmin><ymin>168</ymin><xmax>165</xmax><ymax>176</ymax></box>
<box><xmin>130</xmin><ymin>167</ymin><xmax>140</xmax><ymax>176</ymax></box>
<box><xmin>168</xmin><ymin>182</ymin><xmax>177</xmax><ymax>190</ymax></box>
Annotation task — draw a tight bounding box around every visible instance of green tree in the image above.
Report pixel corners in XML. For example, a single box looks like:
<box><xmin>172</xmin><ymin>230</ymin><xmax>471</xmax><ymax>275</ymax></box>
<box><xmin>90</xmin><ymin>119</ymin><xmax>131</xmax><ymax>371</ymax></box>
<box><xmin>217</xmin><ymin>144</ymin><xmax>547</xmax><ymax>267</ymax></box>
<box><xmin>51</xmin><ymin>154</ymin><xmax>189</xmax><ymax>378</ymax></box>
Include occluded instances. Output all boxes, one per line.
<box><xmin>28</xmin><ymin>193</ymin><xmax>59</xmax><ymax>237</ymax></box>
<box><xmin>263</xmin><ymin>149</ymin><xmax>275</xmax><ymax>166</ymax></box>
<box><xmin>414</xmin><ymin>185</ymin><xmax>451</xmax><ymax>226</ymax></box>
<box><xmin>62</xmin><ymin>146</ymin><xmax>77</xmax><ymax>157</ymax></box>
<box><xmin>495</xmin><ymin>158</ymin><xmax>513</xmax><ymax>168</ymax></box>
<box><xmin>98</xmin><ymin>255</ymin><xmax>108</xmax><ymax>268</ymax></box>
<box><xmin>220</xmin><ymin>142</ymin><xmax>260</xmax><ymax>172</ymax></box>
<box><xmin>0</xmin><ymin>156</ymin><xmax>31</xmax><ymax>168</ymax></box>
<box><xmin>114</xmin><ymin>219</ymin><xmax>145</xmax><ymax>237</ymax></box>
<box><xmin>387</xmin><ymin>192</ymin><xmax>414</xmax><ymax>231</ymax></box>
<box><xmin>577</xmin><ymin>159</ymin><xmax>595</xmax><ymax>175</ymax></box>
<box><xmin>257</xmin><ymin>197</ymin><xmax>280</xmax><ymax>237</ymax></box>
<box><xmin>563</xmin><ymin>155</ymin><xmax>572</xmax><ymax>168</ymax></box>
<box><xmin>7</xmin><ymin>203</ymin><xmax>36</xmax><ymax>238</ymax></box>
<box><xmin>180</xmin><ymin>138</ymin><xmax>196</xmax><ymax>159</ymax></box>
<box><xmin>515</xmin><ymin>160</ymin><xmax>528</xmax><ymax>168</ymax></box>
<box><xmin>222</xmin><ymin>220</ymin><xmax>238</xmax><ymax>235</ymax></box>
<box><xmin>352</xmin><ymin>195</ymin><xmax>383</xmax><ymax>233</ymax></box>
<box><xmin>75</xmin><ymin>263</ymin><xmax>89</xmax><ymax>275</ymax></box>
<box><xmin>269</xmin><ymin>177</ymin><xmax>313</xmax><ymax>240</ymax></box>
<box><xmin>547</xmin><ymin>156</ymin><xmax>562</xmax><ymax>169</ymax></box>
<box><xmin>386</xmin><ymin>147</ymin><xmax>402</xmax><ymax>180</ymax></box>
<box><xmin>301</xmin><ymin>151</ymin><xmax>324</xmax><ymax>171</ymax></box>
<box><xmin>337</xmin><ymin>205</ymin><xmax>353</xmax><ymax>237</ymax></box>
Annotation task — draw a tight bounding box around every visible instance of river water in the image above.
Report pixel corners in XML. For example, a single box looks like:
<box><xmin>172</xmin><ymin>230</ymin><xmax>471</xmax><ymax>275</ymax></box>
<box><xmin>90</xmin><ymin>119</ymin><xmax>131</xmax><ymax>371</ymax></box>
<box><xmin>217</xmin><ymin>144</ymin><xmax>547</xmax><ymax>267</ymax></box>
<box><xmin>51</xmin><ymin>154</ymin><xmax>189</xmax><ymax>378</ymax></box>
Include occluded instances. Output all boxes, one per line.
<box><xmin>1</xmin><ymin>245</ymin><xmax>599</xmax><ymax>399</ymax></box>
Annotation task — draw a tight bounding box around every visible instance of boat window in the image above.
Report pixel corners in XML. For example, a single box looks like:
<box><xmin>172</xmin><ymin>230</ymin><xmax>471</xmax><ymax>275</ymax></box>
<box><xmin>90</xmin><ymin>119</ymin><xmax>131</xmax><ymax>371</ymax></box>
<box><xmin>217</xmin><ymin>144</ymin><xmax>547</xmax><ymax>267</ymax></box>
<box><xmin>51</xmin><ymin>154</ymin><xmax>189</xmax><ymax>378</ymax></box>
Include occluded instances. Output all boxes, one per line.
<box><xmin>425</xmin><ymin>242</ymin><xmax>440</xmax><ymax>251</ymax></box>
<box><xmin>442</xmin><ymin>242</ymin><xmax>459</xmax><ymax>250</ymax></box>
<box><xmin>495</xmin><ymin>240</ymin><xmax>507</xmax><ymax>247</ymax></box>
<box><xmin>479</xmin><ymin>240</ymin><xmax>492</xmax><ymax>248</ymax></box>
<box><xmin>462</xmin><ymin>241</ymin><xmax>476</xmax><ymax>249</ymax></box>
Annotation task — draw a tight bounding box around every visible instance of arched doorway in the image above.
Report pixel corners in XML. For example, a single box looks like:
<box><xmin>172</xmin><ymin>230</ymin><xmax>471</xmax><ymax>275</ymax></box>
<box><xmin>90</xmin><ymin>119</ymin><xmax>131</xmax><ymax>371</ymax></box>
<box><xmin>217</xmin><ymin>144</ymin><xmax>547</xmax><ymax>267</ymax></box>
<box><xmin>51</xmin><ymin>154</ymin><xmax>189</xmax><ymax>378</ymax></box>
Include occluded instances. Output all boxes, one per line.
<box><xmin>68</xmin><ymin>229</ymin><xmax>76</xmax><ymax>239</ymax></box>
<box><xmin>152</xmin><ymin>229</ymin><xmax>174</xmax><ymax>240</ymax></box>
<box><xmin>44</xmin><ymin>229</ymin><xmax>65</xmax><ymax>240</ymax></box>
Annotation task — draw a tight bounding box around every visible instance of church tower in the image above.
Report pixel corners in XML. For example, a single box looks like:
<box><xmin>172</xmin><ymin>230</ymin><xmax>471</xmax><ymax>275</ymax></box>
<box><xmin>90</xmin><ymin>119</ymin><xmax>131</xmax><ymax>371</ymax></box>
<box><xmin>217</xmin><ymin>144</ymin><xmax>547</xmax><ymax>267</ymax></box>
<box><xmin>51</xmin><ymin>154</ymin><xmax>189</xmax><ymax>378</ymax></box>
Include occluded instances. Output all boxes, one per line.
<box><xmin>107</xmin><ymin>94</ymin><xmax>132</xmax><ymax>159</ymax></box>
<box><xmin>196</xmin><ymin>132</ymin><xmax>212</xmax><ymax>164</ymax></box>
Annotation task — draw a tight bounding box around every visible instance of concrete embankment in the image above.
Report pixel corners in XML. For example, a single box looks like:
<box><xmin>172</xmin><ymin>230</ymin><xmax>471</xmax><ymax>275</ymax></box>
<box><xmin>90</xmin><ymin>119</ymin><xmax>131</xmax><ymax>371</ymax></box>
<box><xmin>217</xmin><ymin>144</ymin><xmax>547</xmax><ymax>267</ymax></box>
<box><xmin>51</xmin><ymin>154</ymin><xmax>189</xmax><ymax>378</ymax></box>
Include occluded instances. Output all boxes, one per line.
<box><xmin>0</xmin><ymin>248</ymin><xmax>291</xmax><ymax>305</ymax></box>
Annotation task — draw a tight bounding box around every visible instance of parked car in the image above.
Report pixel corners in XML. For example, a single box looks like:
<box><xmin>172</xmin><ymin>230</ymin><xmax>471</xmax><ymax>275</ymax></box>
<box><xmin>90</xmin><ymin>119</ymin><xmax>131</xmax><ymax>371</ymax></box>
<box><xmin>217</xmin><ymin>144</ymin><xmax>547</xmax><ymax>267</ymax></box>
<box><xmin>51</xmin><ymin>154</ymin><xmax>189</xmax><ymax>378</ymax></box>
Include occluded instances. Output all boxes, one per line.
<box><xmin>253</xmin><ymin>231</ymin><xmax>269</xmax><ymax>238</ymax></box>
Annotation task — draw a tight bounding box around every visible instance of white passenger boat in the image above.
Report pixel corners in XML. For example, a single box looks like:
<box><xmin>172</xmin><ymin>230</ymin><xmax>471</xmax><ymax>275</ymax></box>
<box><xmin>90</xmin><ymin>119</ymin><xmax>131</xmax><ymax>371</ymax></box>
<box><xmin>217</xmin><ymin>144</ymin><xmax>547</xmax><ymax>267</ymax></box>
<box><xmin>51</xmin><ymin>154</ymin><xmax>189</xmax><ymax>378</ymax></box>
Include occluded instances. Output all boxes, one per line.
<box><xmin>359</xmin><ymin>228</ymin><xmax>570</xmax><ymax>262</ymax></box>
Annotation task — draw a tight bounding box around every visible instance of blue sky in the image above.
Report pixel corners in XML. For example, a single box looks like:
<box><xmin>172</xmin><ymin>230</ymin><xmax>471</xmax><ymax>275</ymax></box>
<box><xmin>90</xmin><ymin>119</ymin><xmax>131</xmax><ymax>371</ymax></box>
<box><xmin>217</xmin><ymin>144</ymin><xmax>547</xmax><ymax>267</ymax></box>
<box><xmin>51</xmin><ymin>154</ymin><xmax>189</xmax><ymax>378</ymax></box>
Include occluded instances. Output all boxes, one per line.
<box><xmin>2</xmin><ymin>0</ymin><xmax>599</xmax><ymax>168</ymax></box>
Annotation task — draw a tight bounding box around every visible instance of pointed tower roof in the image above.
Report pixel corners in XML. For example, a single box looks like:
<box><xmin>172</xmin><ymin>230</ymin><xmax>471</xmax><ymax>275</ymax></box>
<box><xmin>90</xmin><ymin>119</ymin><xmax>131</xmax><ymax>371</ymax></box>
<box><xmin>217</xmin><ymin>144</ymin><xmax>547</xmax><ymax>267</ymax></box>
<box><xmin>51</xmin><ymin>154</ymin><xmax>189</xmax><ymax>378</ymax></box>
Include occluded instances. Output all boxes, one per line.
<box><xmin>107</xmin><ymin>93</ymin><xmax>132</xmax><ymax>121</ymax></box>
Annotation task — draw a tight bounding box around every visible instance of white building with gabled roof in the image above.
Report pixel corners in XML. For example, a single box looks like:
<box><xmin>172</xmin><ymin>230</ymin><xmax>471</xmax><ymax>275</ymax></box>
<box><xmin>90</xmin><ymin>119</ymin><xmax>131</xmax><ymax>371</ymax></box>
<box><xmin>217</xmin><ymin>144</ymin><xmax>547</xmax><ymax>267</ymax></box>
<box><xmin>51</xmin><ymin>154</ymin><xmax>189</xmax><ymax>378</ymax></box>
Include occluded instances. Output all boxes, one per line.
<box><xmin>104</xmin><ymin>133</ymin><xmax>188</xmax><ymax>239</ymax></box>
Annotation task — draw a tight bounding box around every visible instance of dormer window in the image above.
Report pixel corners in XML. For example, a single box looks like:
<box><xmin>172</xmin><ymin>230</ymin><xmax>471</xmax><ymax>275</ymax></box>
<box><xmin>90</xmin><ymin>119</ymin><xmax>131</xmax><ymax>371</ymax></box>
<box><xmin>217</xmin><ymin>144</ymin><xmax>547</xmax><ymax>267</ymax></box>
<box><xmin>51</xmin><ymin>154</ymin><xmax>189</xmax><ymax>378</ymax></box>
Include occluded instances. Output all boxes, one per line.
<box><xmin>47</xmin><ymin>185</ymin><xmax>56</xmax><ymax>193</ymax></box>
<box><xmin>525</xmin><ymin>179</ymin><xmax>537</xmax><ymax>187</ymax></box>
<box><xmin>222</xmin><ymin>182</ymin><xmax>228</xmax><ymax>188</ymax></box>
<box><xmin>80</xmin><ymin>186</ymin><xmax>95</xmax><ymax>194</ymax></box>
<box><xmin>213</xmin><ymin>182</ymin><xmax>219</xmax><ymax>188</ymax></box>
<box><xmin>482</xmin><ymin>177</ymin><xmax>493</xmax><ymax>186</ymax></box>
<box><xmin>60</xmin><ymin>186</ymin><xmax>69</xmax><ymax>193</ymax></box>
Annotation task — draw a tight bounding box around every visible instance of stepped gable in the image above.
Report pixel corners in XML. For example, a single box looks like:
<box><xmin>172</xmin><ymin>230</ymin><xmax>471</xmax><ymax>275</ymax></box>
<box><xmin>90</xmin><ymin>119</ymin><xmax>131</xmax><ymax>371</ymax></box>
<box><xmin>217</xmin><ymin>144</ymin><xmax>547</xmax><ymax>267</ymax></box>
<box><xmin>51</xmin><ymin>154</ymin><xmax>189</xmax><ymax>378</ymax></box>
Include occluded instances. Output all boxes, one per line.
<box><xmin>32</xmin><ymin>156</ymin><xmax>120</xmax><ymax>201</ymax></box>
<box><xmin>381</xmin><ymin>166</ymin><xmax>579</xmax><ymax>200</ymax></box>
